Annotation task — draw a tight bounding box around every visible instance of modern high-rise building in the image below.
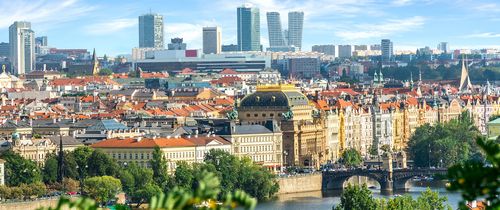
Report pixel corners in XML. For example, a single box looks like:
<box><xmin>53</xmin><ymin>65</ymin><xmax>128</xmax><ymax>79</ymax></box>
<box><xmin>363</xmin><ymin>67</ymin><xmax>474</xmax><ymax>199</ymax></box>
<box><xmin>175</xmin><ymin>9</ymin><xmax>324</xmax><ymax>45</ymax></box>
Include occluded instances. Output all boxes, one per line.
<box><xmin>381</xmin><ymin>39</ymin><xmax>393</xmax><ymax>61</ymax></box>
<box><xmin>35</xmin><ymin>36</ymin><xmax>48</xmax><ymax>55</ymax></box>
<box><xmin>354</xmin><ymin>45</ymin><xmax>368</xmax><ymax>51</ymax></box>
<box><xmin>370</xmin><ymin>44</ymin><xmax>381</xmax><ymax>51</ymax></box>
<box><xmin>35</xmin><ymin>36</ymin><xmax>47</xmax><ymax>47</ymax></box>
<box><xmin>202</xmin><ymin>27</ymin><xmax>222</xmax><ymax>54</ymax></box>
<box><xmin>237</xmin><ymin>4</ymin><xmax>261</xmax><ymax>51</ymax></box>
<box><xmin>266</xmin><ymin>12</ymin><xmax>285</xmax><ymax>48</ymax></box>
<box><xmin>9</xmin><ymin>21</ymin><xmax>35</xmax><ymax>75</ymax></box>
<box><xmin>0</xmin><ymin>42</ymin><xmax>9</xmax><ymax>58</ymax></box>
<box><xmin>139</xmin><ymin>13</ymin><xmax>164</xmax><ymax>48</ymax></box>
<box><xmin>167</xmin><ymin>38</ymin><xmax>186</xmax><ymax>50</ymax></box>
<box><xmin>437</xmin><ymin>42</ymin><xmax>449</xmax><ymax>53</ymax></box>
<box><xmin>312</xmin><ymin>45</ymin><xmax>335</xmax><ymax>56</ymax></box>
<box><xmin>287</xmin><ymin>11</ymin><xmax>304</xmax><ymax>50</ymax></box>
<box><xmin>338</xmin><ymin>45</ymin><xmax>352</xmax><ymax>58</ymax></box>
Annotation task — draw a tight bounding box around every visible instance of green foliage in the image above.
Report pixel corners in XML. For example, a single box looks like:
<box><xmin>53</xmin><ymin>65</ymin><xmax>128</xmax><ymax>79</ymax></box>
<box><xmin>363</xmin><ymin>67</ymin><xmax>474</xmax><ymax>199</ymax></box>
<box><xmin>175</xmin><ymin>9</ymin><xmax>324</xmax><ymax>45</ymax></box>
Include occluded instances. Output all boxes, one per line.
<box><xmin>341</xmin><ymin>148</ymin><xmax>363</xmax><ymax>167</ymax></box>
<box><xmin>334</xmin><ymin>184</ymin><xmax>377</xmax><ymax>210</ymax></box>
<box><xmin>150</xmin><ymin>146</ymin><xmax>169</xmax><ymax>186</ymax></box>
<box><xmin>82</xmin><ymin>176</ymin><xmax>122</xmax><ymax>206</ymax></box>
<box><xmin>73</xmin><ymin>146</ymin><xmax>93</xmax><ymax>179</ymax></box>
<box><xmin>98</xmin><ymin>68</ymin><xmax>113</xmax><ymax>76</ymax></box>
<box><xmin>43</xmin><ymin>155</ymin><xmax>58</xmax><ymax>184</ymax></box>
<box><xmin>38</xmin><ymin>171</ymin><xmax>256</xmax><ymax>210</ymax></box>
<box><xmin>415</xmin><ymin>188</ymin><xmax>451</xmax><ymax>210</ymax></box>
<box><xmin>0</xmin><ymin>182</ymin><xmax>46</xmax><ymax>200</ymax></box>
<box><xmin>334</xmin><ymin>185</ymin><xmax>451</xmax><ymax>210</ymax></box>
<box><xmin>204</xmin><ymin>149</ymin><xmax>279</xmax><ymax>201</ymax></box>
<box><xmin>408</xmin><ymin>113</ymin><xmax>482</xmax><ymax>168</ymax></box>
<box><xmin>87</xmin><ymin>149</ymin><xmax>119</xmax><ymax>177</ymax></box>
<box><xmin>1</xmin><ymin>150</ymin><xmax>42</xmax><ymax>186</ymax></box>
<box><xmin>447</xmin><ymin>136</ymin><xmax>500</xmax><ymax>209</ymax></box>
<box><xmin>119</xmin><ymin>162</ymin><xmax>160</xmax><ymax>208</ymax></box>
<box><xmin>149</xmin><ymin>171</ymin><xmax>257</xmax><ymax>210</ymax></box>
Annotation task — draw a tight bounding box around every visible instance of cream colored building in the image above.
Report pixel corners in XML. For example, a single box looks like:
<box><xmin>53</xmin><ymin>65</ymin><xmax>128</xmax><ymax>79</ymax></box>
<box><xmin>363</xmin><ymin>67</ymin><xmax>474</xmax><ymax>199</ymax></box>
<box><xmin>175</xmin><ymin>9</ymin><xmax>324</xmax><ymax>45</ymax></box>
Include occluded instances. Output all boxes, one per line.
<box><xmin>91</xmin><ymin>135</ymin><xmax>231</xmax><ymax>172</ymax></box>
<box><xmin>218</xmin><ymin>121</ymin><xmax>283</xmax><ymax>171</ymax></box>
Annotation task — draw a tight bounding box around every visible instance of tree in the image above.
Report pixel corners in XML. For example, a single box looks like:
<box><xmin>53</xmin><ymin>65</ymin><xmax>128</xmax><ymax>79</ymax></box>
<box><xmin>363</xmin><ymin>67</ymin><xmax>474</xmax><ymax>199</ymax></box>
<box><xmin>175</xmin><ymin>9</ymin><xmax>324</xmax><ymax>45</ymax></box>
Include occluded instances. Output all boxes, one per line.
<box><xmin>82</xmin><ymin>176</ymin><xmax>122</xmax><ymax>206</ymax></box>
<box><xmin>98</xmin><ymin>68</ymin><xmax>113</xmax><ymax>76</ymax></box>
<box><xmin>448</xmin><ymin>136</ymin><xmax>500</xmax><ymax>209</ymax></box>
<box><xmin>1</xmin><ymin>151</ymin><xmax>42</xmax><ymax>186</ymax></box>
<box><xmin>334</xmin><ymin>184</ymin><xmax>377</xmax><ymax>210</ymax></box>
<box><xmin>408</xmin><ymin>115</ymin><xmax>481</xmax><ymax>168</ymax></box>
<box><xmin>415</xmin><ymin>188</ymin><xmax>451</xmax><ymax>210</ymax></box>
<box><xmin>63</xmin><ymin>178</ymin><xmax>80</xmax><ymax>192</ymax></box>
<box><xmin>173</xmin><ymin>161</ymin><xmax>194</xmax><ymax>190</ymax></box>
<box><xmin>39</xmin><ymin>171</ymin><xmax>257</xmax><ymax>210</ymax></box>
<box><xmin>73</xmin><ymin>146</ymin><xmax>93</xmax><ymax>180</ymax></box>
<box><xmin>341</xmin><ymin>148</ymin><xmax>363</xmax><ymax>167</ymax></box>
<box><xmin>150</xmin><ymin>146</ymin><xmax>169</xmax><ymax>186</ymax></box>
<box><xmin>87</xmin><ymin>149</ymin><xmax>119</xmax><ymax>177</ymax></box>
<box><xmin>119</xmin><ymin>162</ymin><xmax>160</xmax><ymax>208</ymax></box>
<box><xmin>43</xmin><ymin>155</ymin><xmax>58</xmax><ymax>184</ymax></box>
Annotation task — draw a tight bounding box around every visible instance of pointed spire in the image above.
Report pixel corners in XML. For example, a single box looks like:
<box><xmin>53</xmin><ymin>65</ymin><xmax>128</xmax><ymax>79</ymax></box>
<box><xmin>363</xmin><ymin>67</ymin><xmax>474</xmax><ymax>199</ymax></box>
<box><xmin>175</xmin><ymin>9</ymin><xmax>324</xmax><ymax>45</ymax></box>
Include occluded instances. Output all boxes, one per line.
<box><xmin>459</xmin><ymin>54</ymin><xmax>473</xmax><ymax>92</ymax></box>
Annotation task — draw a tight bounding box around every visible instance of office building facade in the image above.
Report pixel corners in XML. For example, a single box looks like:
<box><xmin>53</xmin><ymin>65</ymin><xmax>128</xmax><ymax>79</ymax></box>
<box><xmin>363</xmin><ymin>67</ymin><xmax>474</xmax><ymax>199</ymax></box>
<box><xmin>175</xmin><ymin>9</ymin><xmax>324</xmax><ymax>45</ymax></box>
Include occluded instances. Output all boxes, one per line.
<box><xmin>9</xmin><ymin>21</ymin><xmax>35</xmax><ymax>75</ymax></box>
<box><xmin>338</xmin><ymin>45</ymin><xmax>352</xmax><ymax>58</ymax></box>
<box><xmin>237</xmin><ymin>5</ymin><xmax>261</xmax><ymax>51</ymax></box>
<box><xmin>0</xmin><ymin>43</ymin><xmax>9</xmax><ymax>58</ymax></box>
<box><xmin>266</xmin><ymin>12</ymin><xmax>286</xmax><ymax>48</ymax></box>
<box><xmin>437</xmin><ymin>42</ymin><xmax>449</xmax><ymax>53</ymax></box>
<box><xmin>312</xmin><ymin>45</ymin><xmax>335</xmax><ymax>56</ymax></box>
<box><xmin>139</xmin><ymin>13</ymin><xmax>164</xmax><ymax>48</ymax></box>
<box><xmin>287</xmin><ymin>11</ymin><xmax>304</xmax><ymax>50</ymax></box>
<box><xmin>203</xmin><ymin>27</ymin><xmax>222</xmax><ymax>54</ymax></box>
<box><xmin>381</xmin><ymin>39</ymin><xmax>393</xmax><ymax>61</ymax></box>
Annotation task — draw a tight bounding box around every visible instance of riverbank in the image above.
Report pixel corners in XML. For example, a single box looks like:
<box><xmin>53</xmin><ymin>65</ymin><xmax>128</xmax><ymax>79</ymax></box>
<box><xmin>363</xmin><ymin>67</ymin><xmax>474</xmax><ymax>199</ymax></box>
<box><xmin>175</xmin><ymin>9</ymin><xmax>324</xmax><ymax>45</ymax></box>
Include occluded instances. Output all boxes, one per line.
<box><xmin>259</xmin><ymin>180</ymin><xmax>462</xmax><ymax>210</ymax></box>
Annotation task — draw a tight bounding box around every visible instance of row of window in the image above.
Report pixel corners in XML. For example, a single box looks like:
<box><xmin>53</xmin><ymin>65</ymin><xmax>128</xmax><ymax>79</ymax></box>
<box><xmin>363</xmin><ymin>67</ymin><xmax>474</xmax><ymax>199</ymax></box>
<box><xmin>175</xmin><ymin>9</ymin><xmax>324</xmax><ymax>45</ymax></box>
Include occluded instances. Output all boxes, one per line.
<box><xmin>246</xmin><ymin>113</ymin><xmax>278</xmax><ymax>118</ymax></box>
<box><xmin>112</xmin><ymin>153</ymin><xmax>150</xmax><ymax>160</ymax></box>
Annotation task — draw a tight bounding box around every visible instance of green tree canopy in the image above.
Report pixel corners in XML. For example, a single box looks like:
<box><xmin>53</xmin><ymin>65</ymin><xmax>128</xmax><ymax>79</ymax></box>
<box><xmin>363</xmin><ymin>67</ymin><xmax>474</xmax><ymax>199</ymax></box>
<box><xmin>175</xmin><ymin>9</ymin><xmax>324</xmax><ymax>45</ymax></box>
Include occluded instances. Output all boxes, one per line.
<box><xmin>98</xmin><ymin>68</ymin><xmax>113</xmax><ymax>76</ymax></box>
<box><xmin>334</xmin><ymin>184</ymin><xmax>377</xmax><ymax>210</ymax></box>
<box><xmin>408</xmin><ymin>113</ymin><xmax>482</xmax><ymax>168</ymax></box>
<box><xmin>82</xmin><ymin>176</ymin><xmax>122</xmax><ymax>206</ymax></box>
<box><xmin>1</xmin><ymin>151</ymin><xmax>42</xmax><ymax>186</ymax></box>
<box><xmin>341</xmin><ymin>148</ymin><xmax>363</xmax><ymax>167</ymax></box>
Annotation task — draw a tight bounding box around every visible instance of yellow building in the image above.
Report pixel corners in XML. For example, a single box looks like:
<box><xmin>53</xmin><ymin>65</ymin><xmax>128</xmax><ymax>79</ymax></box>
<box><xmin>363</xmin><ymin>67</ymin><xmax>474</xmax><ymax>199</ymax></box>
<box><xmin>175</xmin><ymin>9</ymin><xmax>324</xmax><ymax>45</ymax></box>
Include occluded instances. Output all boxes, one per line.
<box><xmin>238</xmin><ymin>84</ymin><xmax>327</xmax><ymax>168</ymax></box>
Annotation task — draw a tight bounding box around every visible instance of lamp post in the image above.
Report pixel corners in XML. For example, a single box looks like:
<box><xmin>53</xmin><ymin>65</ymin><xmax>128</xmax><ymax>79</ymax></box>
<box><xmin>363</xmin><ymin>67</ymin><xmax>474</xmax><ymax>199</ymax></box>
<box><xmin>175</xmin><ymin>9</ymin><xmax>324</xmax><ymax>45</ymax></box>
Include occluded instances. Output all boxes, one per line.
<box><xmin>283</xmin><ymin>150</ymin><xmax>288</xmax><ymax>173</ymax></box>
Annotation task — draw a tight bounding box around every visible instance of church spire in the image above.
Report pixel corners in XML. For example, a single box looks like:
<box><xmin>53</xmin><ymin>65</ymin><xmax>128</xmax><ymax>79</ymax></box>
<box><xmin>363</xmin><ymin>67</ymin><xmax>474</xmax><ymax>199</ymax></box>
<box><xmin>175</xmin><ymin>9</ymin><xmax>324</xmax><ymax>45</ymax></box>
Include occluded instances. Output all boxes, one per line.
<box><xmin>459</xmin><ymin>54</ymin><xmax>473</xmax><ymax>92</ymax></box>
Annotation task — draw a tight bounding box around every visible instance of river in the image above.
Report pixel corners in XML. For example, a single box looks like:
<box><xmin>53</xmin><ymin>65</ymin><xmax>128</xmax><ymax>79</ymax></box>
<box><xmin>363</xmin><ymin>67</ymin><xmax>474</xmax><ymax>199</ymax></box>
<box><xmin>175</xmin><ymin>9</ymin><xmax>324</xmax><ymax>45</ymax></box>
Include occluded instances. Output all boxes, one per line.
<box><xmin>256</xmin><ymin>178</ymin><xmax>462</xmax><ymax>210</ymax></box>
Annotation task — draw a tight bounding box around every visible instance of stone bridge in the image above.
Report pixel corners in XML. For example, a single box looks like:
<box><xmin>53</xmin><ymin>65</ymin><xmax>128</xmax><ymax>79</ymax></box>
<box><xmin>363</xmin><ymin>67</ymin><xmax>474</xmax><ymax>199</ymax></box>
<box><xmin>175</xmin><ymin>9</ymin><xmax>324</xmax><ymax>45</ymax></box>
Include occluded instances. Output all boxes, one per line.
<box><xmin>322</xmin><ymin>168</ymin><xmax>448</xmax><ymax>194</ymax></box>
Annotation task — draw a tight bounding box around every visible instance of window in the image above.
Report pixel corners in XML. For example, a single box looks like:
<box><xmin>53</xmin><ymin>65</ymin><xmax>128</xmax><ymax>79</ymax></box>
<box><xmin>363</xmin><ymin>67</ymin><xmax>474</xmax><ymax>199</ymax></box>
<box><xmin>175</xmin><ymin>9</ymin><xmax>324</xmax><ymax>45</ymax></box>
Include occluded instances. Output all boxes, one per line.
<box><xmin>254</xmin><ymin>114</ymin><xmax>258</xmax><ymax>117</ymax></box>
<box><xmin>262</xmin><ymin>113</ymin><xmax>266</xmax><ymax>117</ymax></box>
<box><xmin>247</xmin><ymin>114</ymin><xmax>250</xmax><ymax>117</ymax></box>
<box><xmin>270</xmin><ymin>113</ymin><xmax>274</xmax><ymax>117</ymax></box>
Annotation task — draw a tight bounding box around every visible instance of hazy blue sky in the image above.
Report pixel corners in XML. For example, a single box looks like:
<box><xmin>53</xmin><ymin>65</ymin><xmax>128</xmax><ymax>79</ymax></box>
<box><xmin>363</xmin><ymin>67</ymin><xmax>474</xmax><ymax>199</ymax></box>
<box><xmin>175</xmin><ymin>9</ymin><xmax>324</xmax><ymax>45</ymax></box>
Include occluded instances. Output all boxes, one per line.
<box><xmin>1</xmin><ymin>0</ymin><xmax>500</xmax><ymax>55</ymax></box>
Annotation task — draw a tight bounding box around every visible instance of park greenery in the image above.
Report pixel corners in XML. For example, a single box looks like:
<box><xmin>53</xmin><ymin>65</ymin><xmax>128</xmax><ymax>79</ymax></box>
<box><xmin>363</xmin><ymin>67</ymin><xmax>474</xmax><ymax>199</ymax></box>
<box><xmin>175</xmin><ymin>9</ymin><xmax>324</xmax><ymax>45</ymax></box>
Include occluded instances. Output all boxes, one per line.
<box><xmin>408</xmin><ymin>111</ymin><xmax>483</xmax><ymax>168</ymax></box>
<box><xmin>333</xmin><ymin>184</ymin><xmax>451</xmax><ymax>210</ymax></box>
<box><xmin>447</xmin><ymin>136</ymin><xmax>500</xmax><ymax>209</ymax></box>
<box><xmin>367</xmin><ymin>62</ymin><xmax>500</xmax><ymax>82</ymax></box>
<box><xmin>38</xmin><ymin>171</ymin><xmax>257</xmax><ymax>210</ymax></box>
<box><xmin>341</xmin><ymin>148</ymin><xmax>363</xmax><ymax>167</ymax></box>
<box><xmin>0</xmin><ymin>146</ymin><xmax>275</xmax><ymax>208</ymax></box>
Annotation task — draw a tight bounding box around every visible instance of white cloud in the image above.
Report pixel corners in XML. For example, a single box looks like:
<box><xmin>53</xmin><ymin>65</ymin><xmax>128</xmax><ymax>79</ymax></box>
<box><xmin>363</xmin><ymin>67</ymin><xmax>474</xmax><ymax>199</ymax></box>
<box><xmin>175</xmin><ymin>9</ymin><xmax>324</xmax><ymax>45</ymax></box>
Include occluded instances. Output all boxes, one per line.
<box><xmin>165</xmin><ymin>20</ymin><xmax>219</xmax><ymax>49</ymax></box>
<box><xmin>0</xmin><ymin>0</ymin><xmax>96</xmax><ymax>29</ymax></box>
<box><xmin>392</xmin><ymin>0</ymin><xmax>412</xmax><ymax>6</ymax></box>
<box><xmin>463</xmin><ymin>32</ymin><xmax>500</xmax><ymax>38</ymax></box>
<box><xmin>335</xmin><ymin>16</ymin><xmax>425</xmax><ymax>40</ymax></box>
<box><xmin>84</xmin><ymin>18</ymin><xmax>137</xmax><ymax>35</ymax></box>
<box><xmin>474</xmin><ymin>3</ymin><xmax>500</xmax><ymax>12</ymax></box>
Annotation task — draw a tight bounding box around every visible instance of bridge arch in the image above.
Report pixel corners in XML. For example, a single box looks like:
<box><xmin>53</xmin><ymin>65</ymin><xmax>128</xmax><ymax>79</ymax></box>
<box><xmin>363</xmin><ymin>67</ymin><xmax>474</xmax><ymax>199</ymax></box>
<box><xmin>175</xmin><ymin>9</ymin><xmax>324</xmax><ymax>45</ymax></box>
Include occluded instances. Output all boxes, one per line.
<box><xmin>322</xmin><ymin>169</ymin><xmax>391</xmax><ymax>193</ymax></box>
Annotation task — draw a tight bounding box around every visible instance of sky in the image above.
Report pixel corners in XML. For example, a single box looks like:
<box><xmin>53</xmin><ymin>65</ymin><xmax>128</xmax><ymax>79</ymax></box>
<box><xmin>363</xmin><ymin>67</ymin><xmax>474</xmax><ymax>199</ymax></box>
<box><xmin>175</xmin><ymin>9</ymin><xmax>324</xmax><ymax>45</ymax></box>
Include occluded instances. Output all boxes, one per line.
<box><xmin>1</xmin><ymin>0</ymin><xmax>500</xmax><ymax>56</ymax></box>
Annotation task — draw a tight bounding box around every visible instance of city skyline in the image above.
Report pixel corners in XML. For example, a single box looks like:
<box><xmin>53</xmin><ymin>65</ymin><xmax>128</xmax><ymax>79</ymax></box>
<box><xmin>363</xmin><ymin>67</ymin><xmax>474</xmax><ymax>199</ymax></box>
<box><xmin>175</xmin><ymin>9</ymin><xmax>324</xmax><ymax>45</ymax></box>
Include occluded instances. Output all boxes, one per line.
<box><xmin>1</xmin><ymin>0</ymin><xmax>500</xmax><ymax>55</ymax></box>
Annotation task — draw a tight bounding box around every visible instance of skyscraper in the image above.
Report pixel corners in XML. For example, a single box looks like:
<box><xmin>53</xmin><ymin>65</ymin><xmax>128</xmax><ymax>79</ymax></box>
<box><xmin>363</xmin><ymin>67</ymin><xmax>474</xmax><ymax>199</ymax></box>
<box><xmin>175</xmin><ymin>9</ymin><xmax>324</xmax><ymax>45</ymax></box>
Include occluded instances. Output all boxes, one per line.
<box><xmin>9</xmin><ymin>21</ymin><xmax>35</xmax><ymax>75</ymax></box>
<box><xmin>237</xmin><ymin>4</ymin><xmax>261</xmax><ymax>51</ymax></box>
<box><xmin>266</xmin><ymin>12</ymin><xmax>285</xmax><ymax>47</ymax></box>
<box><xmin>35</xmin><ymin>36</ymin><xmax>47</xmax><ymax>55</ymax></box>
<box><xmin>437</xmin><ymin>42</ymin><xmax>449</xmax><ymax>53</ymax></box>
<box><xmin>203</xmin><ymin>27</ymin><xmax>222</xmax><ymax>54</ymax></box>
<box><xmin>381</xmin><ymin>39</ymin><xmax>393</xmax><ymax>61</ymax></box>
<box><xmin>287</xmin><ymin>11</ymin><xmax>304</xmax><ymax>50</ymax></box>
<box><xmin>139</xmin><ymin>13</ymin><xmax>164</xmax><ymax>48</ymax></box>
<box><xmin>338</xmin><ymin>45</ymin><xmax>352</xmax><ymax>58</ymax></box>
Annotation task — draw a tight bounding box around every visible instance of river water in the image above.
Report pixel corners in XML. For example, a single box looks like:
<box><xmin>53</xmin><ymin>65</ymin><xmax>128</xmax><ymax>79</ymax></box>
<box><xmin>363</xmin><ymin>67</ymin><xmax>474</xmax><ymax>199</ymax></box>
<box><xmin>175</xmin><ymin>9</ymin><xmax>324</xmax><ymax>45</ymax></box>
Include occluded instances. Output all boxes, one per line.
<box><xmin>256</xmin><ymin>179</ymin><xmax>462</xmax><ymax>210</ymax></box>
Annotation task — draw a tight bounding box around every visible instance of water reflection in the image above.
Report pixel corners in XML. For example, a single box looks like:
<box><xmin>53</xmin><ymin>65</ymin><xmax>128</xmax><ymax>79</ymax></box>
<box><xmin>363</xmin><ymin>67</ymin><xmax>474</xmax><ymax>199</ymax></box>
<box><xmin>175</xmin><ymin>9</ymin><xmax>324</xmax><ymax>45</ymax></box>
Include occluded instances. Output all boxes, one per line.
<box><xmin>257</xmin><ymin>177</ymin><xmax>461</xmax><ymax>210</ymax></box>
